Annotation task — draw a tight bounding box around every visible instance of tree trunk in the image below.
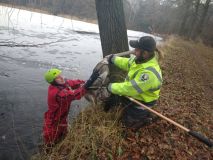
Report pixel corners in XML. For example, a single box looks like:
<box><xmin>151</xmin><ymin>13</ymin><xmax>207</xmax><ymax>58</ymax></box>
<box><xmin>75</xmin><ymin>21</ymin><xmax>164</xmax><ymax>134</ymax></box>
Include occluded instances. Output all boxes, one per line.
<box><xmin>179</xmin><ymin>0</ymin><xmax>193</xmax><ymax>36</ymax></box>
<box><xmin>189</xmin><ymin>0</ymin><xmax>201</xmax><ymax>38</ymax></box>
<box><xmin>192</xmin><ymin>0</ymin><xmax>211</xmax><ymax>39</ymax></box>
<box><xmin>95</xmin><ymin>0</ymin><xmax>129</xmax><ymax>57</ymax></box>
<box><xmin>95</xmin><ymin>0</ymin><xmax>129</xmax><ymax>109</ymax></box>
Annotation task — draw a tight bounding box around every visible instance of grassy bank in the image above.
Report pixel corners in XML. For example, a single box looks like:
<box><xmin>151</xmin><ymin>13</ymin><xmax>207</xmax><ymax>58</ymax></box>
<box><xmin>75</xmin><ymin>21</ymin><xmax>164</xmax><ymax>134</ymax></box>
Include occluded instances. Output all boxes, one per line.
<box><xmin>36</xmin><ymin>37</ymin><xmax>213</xmax><ymax>159</ymax></box>
<box><xmin>36</xmin><ymin>105</ymin><xmax>126</xmax><ymax>160</ymax></box>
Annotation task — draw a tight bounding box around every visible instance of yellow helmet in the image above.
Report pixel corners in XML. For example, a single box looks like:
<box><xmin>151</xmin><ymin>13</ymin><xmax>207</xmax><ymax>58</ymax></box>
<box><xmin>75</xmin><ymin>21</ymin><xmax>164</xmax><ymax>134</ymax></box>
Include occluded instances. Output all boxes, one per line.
<box><xmin>44</xmin><ymin>68</ymin><xmax>62</xmax><ymax>83</ymax></box>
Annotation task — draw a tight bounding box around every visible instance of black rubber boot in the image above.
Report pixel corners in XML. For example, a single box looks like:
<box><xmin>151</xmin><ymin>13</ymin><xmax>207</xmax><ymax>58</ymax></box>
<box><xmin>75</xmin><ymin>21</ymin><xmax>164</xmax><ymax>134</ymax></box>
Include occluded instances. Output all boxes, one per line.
<box><xmin>131</xmin><ymin>114</ymin><xmax>160</xmax><ymax>131</ymax></box>
<box><xmin>121</xmin><ymin>105</ymin><xmax>160</xmax><ymax>130</ymax></box>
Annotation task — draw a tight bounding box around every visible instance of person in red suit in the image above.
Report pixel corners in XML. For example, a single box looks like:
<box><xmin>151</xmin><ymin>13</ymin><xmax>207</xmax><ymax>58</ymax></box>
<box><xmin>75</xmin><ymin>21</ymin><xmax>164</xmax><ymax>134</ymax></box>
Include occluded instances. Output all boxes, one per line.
<box><xmin>43</xmin><ymin>68</ymin><xmax>99</xmax><ymax>145</ymax></box>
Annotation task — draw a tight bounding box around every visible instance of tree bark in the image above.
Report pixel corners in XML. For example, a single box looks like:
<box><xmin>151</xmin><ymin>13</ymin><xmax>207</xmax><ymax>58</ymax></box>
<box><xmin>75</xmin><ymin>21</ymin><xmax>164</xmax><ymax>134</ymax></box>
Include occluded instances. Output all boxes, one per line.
<box><xmin>95</xmin><ymin>0</ymin><xmax>129</xmax><ymax>57</ymax></box>
<box><xmin>95</xmin><ymin>0</ymin><xmax>129</xmax><ymax>108</ymax></box>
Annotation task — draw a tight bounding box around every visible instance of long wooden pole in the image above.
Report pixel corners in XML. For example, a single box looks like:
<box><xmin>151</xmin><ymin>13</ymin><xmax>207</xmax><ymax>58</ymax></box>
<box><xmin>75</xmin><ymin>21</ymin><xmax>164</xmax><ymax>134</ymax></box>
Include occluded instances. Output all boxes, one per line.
<box><xmin>113</xmin><ymin>50</ymin><xmax>134</xmax><ymax>57</ymax></box>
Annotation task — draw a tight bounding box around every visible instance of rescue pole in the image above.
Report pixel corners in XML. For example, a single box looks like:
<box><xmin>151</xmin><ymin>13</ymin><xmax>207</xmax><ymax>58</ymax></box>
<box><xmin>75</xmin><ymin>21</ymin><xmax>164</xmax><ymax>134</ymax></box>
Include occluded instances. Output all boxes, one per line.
<box><xmin>126</xmin><ymin>96</ymin><xmax>213</xmax><ymax>148</ymax></box>
<box><xmin>111</xmin><ymin>50</ymin><xmax>135</xmax><ymax>57</ymax></box>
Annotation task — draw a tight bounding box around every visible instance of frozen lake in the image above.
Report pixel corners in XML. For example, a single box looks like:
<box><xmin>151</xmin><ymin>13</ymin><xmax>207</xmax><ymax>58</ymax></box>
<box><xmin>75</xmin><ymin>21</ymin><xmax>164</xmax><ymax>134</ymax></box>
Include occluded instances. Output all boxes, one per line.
<box><xmin>0</xmin><ymin>5</ymin><xmax>162</xmax><ymax>160</ymax></box>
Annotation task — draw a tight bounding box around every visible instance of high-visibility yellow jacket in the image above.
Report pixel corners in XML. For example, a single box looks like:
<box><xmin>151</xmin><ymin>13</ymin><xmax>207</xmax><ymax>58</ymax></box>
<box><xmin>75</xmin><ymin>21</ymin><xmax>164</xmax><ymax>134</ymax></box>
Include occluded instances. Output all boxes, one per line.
<box><xmin>108</xmin><ymin>55</ymin><xmax>162</xmax><ymax>103</ymax></box>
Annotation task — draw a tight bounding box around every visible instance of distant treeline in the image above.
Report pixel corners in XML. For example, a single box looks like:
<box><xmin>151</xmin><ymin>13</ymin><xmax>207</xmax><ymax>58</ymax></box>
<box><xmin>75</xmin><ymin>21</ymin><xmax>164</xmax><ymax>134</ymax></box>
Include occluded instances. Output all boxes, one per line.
<box><xmin>0</xmin><ymin>0</ymin><xmax>97</xmax><ymax>20</ymax></box>
<box><xmin>1</xmin><ymin>0</ymin><xmax>213</xmax><ymax>45</ymax></box>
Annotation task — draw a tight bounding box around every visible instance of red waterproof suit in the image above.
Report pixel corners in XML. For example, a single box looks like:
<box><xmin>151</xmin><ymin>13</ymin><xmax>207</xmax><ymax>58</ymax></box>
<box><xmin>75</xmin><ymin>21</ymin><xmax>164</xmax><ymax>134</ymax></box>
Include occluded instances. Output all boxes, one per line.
<box><xmin>43</xmin><ymin>79</ymin><xmax>86</xmax><ymax>145</ymax></box>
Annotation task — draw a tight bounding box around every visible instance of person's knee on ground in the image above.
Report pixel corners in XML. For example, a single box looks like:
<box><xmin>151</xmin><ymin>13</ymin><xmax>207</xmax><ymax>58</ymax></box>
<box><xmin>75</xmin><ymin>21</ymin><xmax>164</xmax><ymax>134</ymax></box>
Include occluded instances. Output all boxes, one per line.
<box><xmin>121</xmin><ymin>105</ymin><xmax>158</xmax><ymax>129</ymax></box>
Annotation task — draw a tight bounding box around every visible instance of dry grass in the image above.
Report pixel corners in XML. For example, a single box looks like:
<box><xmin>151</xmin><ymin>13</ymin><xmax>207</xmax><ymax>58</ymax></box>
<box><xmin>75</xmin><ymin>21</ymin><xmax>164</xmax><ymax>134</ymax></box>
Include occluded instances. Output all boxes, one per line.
<box><xmin>36</xmin><ymin>105</ymin><xmax>126</xmax><ymax>160</ymax></box>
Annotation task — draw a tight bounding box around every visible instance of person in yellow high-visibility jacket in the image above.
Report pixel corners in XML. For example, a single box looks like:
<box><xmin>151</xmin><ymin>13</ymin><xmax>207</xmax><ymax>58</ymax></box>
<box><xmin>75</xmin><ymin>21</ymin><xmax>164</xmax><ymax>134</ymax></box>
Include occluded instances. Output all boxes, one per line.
<box><xmin>107</xmin><ymin>36</ymin><xmax>162</xmax><ymax>129</ymax></box>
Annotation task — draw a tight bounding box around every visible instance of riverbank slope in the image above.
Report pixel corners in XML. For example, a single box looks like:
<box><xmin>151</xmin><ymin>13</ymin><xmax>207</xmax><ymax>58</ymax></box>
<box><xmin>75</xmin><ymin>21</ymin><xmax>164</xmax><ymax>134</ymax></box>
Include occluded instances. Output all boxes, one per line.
<box><xmin>36</xmin><ymin>36</ymin><xmax>213</xmax><ymax>159</ymax></box>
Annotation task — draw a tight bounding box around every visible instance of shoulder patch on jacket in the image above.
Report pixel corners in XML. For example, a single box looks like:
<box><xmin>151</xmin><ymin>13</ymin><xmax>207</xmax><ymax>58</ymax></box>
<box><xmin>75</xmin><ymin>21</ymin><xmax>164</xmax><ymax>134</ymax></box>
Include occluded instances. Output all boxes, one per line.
<box><xmin>140</xmin><ymin>73</ymin><xmax>149</xmax><ymax>82</ymax></box>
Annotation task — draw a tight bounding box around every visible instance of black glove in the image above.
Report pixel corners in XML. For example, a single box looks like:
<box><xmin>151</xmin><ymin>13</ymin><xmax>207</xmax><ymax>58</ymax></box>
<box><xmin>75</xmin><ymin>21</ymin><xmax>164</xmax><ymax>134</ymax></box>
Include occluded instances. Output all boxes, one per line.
<box><xmin>105</xmin><ymin>54</ymin><xmax>114</xmax><ymax>64</ymax></box>
<box><xmin>84</xmin><ymin>70</ymin><xmax>99</xmax><ymax>89</ymax></box>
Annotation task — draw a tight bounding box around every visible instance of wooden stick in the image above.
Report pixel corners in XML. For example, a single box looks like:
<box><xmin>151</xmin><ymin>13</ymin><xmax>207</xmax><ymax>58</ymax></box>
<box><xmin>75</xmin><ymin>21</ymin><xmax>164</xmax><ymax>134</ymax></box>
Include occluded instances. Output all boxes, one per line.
<box><xmin>112</xmin><ymin>50</ymin><xmax>135</xmax><ymax>57</ymax></box>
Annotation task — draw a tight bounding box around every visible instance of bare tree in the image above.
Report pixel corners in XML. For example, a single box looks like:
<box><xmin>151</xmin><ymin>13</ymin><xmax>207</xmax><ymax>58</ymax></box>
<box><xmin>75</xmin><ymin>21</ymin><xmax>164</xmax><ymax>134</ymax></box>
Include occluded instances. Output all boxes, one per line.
<box><xmin>192</xmin><ymin>0</ymin><xmax>211</xmax><ymax>39</ymax></box>
<box><xmin>189</xmin><ymin>0</ymin><xmax>201</xmax><ymax>38</ymax></box>
<box><xmin>95</xmin><ymin>0</ymin><xmax>129</xmax><ymax>57</ymax></box>
<box><xmin>95</xmin><ymin>0</ymin><xmax>129</xmax><ymax>108</ymax></box>
<box><xmin>179</xmin><ymin>0</ymin><xmax>194</xmax><ymax>36</ymax></box>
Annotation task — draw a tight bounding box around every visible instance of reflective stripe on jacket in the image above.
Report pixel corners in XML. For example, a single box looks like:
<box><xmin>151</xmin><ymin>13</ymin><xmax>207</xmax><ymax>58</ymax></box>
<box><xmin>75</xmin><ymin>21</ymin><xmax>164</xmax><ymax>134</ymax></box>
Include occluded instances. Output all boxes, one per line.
<box><xmin>108</xmin><ymin>55</ymin><xmax>162</xmax><ymax>103</ymax></box>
